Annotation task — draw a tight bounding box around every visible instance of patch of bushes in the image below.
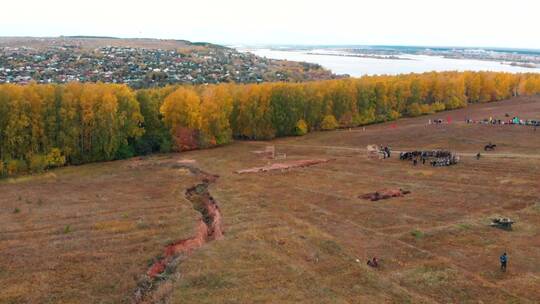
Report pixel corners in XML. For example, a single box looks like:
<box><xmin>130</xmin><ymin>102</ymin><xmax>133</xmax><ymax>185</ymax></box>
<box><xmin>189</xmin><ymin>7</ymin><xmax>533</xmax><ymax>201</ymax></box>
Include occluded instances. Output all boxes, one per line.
<box><xmin>431</xmin><ymin>102</ymin><xmax>446</xmax><ymax>112</ymax></box>
<box><xmin>321</xmin><ymin>115</ymin><xmax>338</xmax><ymax>131</ymax></box>
<box><xmin>387</xmin><ymin>110</ymin><xmax>401</xmax><ymax>121</ymax></box>
<box><xmin>294</xmin><ymin>119</ymin><xmax>308</xmax><ymax>136</ymax></box>
<box><xmin>353</xmin><ymin>108</ymin><xmax>376</xmax><ymax>126</ymax></box>
<box><xmin>445</xmin><ymin>96</ymin><xmax>466</xmax><ymax>110</ymax></box>
<box><xmin>6</xmin><ymin>159</ymin><xmax>27</xmax><ymax>176</ymax></box>
<box><xmin>406</xmin><ymin>102</ymin><xmax>449</xmax><ymax>117</ymax></box>
<box><xmin>46</xmin><ymin>148</ymin><xmax>66</xmax><ymax>168</ymax></box>
<box><xmin>29</xmin><ymin>154</ymin><xmax>48</xmax><ymax>173</ymax></box>
<box><xmin>1</xmin><ymin>148</ymin><xmax>67</xmax><ymax>178</ymax></box>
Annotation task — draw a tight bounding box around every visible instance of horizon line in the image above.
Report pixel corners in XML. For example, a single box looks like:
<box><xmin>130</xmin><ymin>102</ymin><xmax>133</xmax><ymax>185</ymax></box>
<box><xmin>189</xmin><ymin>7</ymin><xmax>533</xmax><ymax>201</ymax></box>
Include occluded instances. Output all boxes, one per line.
<box><xmin>1</xmin><ymin>35</ymin><xmax>540</xmax><ymax>52</ymax></box>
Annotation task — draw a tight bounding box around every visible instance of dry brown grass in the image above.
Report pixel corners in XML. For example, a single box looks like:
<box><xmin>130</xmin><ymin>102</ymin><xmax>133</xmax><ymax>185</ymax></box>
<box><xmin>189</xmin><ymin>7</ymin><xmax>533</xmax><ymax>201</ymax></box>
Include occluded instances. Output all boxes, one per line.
<box><xmin>1</xmin><ymin>96</ymin><xmax>540</xmax><ymax>303</ymax></box>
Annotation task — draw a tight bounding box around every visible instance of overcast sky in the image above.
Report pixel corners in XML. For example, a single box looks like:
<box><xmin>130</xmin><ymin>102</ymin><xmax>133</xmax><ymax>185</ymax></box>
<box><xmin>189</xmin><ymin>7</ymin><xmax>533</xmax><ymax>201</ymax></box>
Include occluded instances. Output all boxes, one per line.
<box><xmin>1</xmin><ymin>0</ymin><xmax>539</xmax><ymax>49</ymax></box>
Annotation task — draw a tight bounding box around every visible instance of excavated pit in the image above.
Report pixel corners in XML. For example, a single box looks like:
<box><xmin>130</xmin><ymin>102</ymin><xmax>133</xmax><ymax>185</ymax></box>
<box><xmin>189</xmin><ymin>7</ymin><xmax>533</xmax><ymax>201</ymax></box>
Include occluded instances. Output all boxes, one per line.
<box><xmin>134</xmin><ymin>164</ymin><xmax>223</xmax><ymax>303</ymax></box>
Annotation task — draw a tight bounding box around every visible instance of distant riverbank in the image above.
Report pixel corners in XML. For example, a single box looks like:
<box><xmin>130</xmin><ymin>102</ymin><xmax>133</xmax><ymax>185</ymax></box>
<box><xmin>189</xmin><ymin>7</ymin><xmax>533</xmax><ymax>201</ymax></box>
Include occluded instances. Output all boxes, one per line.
<box><xmin>305</xmin><ymin>52</ymin><xmax>411</xmax><ymax>61</ymax></box>
<box><xmin>239</xmin><ymin>48</ymin><xmax>540</xmax><ymax>77</ymax></box>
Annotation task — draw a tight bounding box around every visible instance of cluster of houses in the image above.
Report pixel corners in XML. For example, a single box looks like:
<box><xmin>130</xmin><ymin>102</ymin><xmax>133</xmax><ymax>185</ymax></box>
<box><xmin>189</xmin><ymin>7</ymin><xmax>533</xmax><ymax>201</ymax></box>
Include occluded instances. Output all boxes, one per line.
<box><xmin>0</xmin><ymin>45</ymin><xmax>333</xmax><ymax>88</ymax></box>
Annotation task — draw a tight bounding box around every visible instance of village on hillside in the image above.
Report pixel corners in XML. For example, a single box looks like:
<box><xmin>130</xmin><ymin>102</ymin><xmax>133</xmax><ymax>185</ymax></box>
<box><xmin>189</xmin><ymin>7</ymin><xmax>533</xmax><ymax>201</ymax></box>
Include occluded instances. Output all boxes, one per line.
<box><xmin>0</xmin><ymin>39</ymin><xmax>336</xmax><ymax>88</ymax></box>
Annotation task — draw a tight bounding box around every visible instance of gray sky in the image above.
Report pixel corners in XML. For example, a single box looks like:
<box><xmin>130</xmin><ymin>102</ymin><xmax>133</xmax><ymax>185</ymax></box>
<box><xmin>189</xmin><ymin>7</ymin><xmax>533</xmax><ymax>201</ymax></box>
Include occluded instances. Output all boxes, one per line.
<box><xmin>1</xmin><ymin>0</ymin><xmax>539</xmax><ymax>49</ymax></box>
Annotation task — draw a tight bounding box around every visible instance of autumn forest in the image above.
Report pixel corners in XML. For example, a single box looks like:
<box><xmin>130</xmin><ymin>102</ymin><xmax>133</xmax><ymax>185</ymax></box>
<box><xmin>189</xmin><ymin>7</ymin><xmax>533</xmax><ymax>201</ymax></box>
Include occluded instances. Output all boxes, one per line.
<box><xmin>1</xmin><ymin>71</ymin><xmax>540</xmax><ymax>177</ymax></box>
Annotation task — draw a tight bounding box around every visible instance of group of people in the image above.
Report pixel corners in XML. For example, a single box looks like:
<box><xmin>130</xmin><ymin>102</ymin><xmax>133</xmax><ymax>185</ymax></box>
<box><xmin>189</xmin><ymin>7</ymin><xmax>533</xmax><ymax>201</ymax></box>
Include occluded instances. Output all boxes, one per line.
<box><xmin>466</xmin><ymin>116</ymin><xmax>539</xmax><ymax>128</ymax></box>
<box><xmin>399</xmin><ymin>150</ymin><xmax>458</xmax><ymax>167</ymax></box>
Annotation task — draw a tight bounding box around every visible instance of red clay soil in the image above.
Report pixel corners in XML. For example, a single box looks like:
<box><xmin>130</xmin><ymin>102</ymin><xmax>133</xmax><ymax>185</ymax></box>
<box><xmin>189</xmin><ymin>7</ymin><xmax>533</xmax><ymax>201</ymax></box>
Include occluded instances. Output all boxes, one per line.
<box><xmin>146</xmin><ymin>174</ymin><xmax>223</xmax><ymax>278</ymax></box>
<box><xmin>146</xmin><ymin>221</ymin><xmax>209</xmax><ymax>278</ymax></box>
<box><xmin>136</xmin><ymin>164</ymin><xmax>224</xmax><ymax>302</ymax></box>
<box><xmin>360</xmin><ymin>188</ymin><xmax>411</xmax><ymax>201</ymax></box>
<box><xmin>235</xmin><ymin>159</ymin><xmax>332</xmax><ymax>174</ymax></box>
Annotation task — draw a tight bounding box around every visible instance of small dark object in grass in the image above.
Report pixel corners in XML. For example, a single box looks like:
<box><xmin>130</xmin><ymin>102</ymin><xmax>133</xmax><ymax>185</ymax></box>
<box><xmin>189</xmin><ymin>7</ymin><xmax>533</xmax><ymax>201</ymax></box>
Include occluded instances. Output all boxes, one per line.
<box><xmin>360</xmin><ymin>188</ymin><xmax>411</xmax><ymax>201</ymax></box>
<box><xmin>490</xmin><ymin>218</ymin><xmax>514</xmax><ymax>230</ymax></box>
<box><xmin>411</xmin><ymin>229</ymin><xmax>424</xmax><ymax>239</ymax></box>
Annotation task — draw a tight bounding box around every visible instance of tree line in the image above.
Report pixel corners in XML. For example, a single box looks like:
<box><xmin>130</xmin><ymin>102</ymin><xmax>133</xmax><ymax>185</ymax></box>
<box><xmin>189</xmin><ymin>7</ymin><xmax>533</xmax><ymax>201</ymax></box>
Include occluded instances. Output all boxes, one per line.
<box><xmin>1</xmin><ymin>71</ymin><xmax>540</xmax><ymax>177</ymax></box>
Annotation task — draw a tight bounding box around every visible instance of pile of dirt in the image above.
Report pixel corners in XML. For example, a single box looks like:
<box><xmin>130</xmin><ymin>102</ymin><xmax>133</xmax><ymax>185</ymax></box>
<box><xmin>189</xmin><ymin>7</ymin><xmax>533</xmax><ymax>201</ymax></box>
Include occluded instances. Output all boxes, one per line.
<box><xmin>360</xmin><ymin>188</ymin><xmax>411</xmax><ymax>201</ymax></box>
<box><xmin>235</xmin><ymin>159</ymin><xmax>332</xmax><ymax>174</ymax></box>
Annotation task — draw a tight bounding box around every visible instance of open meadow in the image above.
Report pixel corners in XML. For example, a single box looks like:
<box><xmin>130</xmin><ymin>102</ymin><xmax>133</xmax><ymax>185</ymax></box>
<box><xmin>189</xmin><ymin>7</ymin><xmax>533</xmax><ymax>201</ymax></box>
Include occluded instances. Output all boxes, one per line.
<box><xmin>1</xmin><ymin>96</ymin><xmax>540</xmax><ymax>303</ymax></box>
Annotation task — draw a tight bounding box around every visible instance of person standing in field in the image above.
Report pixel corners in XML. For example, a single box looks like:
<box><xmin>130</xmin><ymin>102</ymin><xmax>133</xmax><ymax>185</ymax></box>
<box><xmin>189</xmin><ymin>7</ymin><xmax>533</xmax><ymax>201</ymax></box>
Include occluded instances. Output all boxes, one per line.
<box><xmin>500</xmin><ymin>252</ymin><xmax>508</xmax><ymax>272</ymax></box>
<box><xmin>384</xmin><ymin>146</ymin><xmax>391</xmax><ymax>158</ymax></box>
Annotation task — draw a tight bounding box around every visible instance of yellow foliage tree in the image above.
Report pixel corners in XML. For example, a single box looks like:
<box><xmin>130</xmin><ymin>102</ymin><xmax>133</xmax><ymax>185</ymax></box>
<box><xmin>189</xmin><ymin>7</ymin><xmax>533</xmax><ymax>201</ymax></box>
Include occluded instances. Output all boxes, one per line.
<box><xmin>160</xmin><ymin>87</ymin><xmax>202</xmax><ymax>150</ymax></box>
<box><xmin>321</xmin><ymin>115</ymin><xmax>338</xmax><ymax>130</ymax></box>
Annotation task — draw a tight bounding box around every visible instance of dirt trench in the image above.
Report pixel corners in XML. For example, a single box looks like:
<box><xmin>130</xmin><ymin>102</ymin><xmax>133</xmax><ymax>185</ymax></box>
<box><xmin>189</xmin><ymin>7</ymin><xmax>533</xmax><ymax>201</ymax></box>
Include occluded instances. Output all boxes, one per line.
<box><xmin>133</xmin><ymin>164</ymin><xmax>223</xmax><ymax>303</ymax></box>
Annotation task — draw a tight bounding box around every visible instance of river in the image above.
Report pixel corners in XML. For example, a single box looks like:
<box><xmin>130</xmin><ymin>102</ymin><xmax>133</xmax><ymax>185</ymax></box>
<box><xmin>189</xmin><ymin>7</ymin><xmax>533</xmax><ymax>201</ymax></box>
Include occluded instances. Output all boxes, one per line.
<box><xmin>240</xmin><ymin>48</ymin><xmax>540</xmax><ymax>76</ymax></box>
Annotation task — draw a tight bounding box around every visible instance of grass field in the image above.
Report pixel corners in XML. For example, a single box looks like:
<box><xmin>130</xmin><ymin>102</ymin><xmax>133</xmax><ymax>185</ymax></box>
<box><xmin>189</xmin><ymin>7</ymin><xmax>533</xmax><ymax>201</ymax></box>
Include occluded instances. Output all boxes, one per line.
<box><xmin>1</xmin><ymin>96</ymin><xmax>540</xmax><ymax>303</ymax></box>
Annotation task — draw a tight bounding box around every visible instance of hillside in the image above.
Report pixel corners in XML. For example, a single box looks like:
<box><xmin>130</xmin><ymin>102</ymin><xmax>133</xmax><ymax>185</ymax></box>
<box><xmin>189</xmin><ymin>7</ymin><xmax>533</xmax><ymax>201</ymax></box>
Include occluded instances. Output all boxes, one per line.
<box><xmin>1</xmin><ymin>96</ymin><xmax>539</xmax><ymax>303</ymax></box>
<box><xmin>0</xmin><ymin>36</ymin><xmax>337</xmax><ymax>87</ymax></box>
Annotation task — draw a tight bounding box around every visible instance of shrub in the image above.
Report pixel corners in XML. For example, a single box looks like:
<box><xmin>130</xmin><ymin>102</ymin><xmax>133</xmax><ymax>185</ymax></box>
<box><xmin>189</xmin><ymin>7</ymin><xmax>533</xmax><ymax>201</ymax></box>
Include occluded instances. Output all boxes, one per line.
<box><xmin>294</xmin><ymin>119</ymin><xmax>308</xmax><ymax>136</ymax></box>
<box><xmin>29</xmin><ymin>155</ymin><xmax>48</xmax><ymax>173</ymax></box>
<box><xmin>353</xmin><ymin>108</ymin><xmax>376</xmax><ymax>126</ymax></box>
<box><xmin>431</xmin><ymin>102</ymin><xmax>446</xmax><ymax>112</ymax></box>
<box><xmin>411</xmin><ymin>229</ymin><xmax>425</xmax><ymax>239</ymax></box>
<box><xmin>0</xmin><ymin>161</ymin><xmax>4</xmax><ymax>177</ymax></box>
<box><xmin>46</xmin><ymin>148</ymin><xmax>66</xmax><ymax>168</ymax></box>
<box><xmin>388</xmin><ymin>110</ymin><xmax>401</xmax><ymax>121</ymax></box>
<box><xmin>446</xmin><ymin>96</ymin><xmax>466</xmax><ymax>110</ymax></box>
<box><xmin>420</xmin><ymin>103</ymin><xmax>434</xmax><ymax>115</ymax></box>
<box><xmin>159</xmin><ymin>137</ymin><xmax>173</xmax><ymax>153</ymax></box>
<box><xmin>321</xmin><ymin>115</ymin><xmax>338</xmax><ymax>131</ymax></box>
<box><xmin>115</xmin><ymin>144</ymin><xmax>135</xmax><ymax>160</ymax></box>
<box><xmin>6</xmin><ymin>159</ymin><xmax>27</xmax><ymax>176</ymax></box>
<box><xmin>408</xmin><ymin>103</ymin><xmax>437</xmax><ymax>116</ymax></box>
<box><xmin>407</xmin><ymin>103</ymin><xmax>423</xmax><ymax>117</ymax></box>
